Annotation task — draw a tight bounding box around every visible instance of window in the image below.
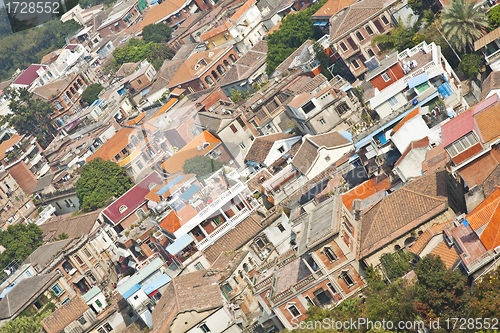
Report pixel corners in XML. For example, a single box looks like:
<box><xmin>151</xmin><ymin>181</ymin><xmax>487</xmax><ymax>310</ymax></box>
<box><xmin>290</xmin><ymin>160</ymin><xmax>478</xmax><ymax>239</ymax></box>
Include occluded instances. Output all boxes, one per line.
<box><xmin>325</xmin><ymin>156</ymin><xmax>331</xmax><ymax>162</ymax></box>
<box><xmin>103</xmin><ymin>323</ymin><xmax>113</xmax><ymax>332</ymax></box>
<box><xmin>86</xmin><ymin>271</ymin><xmax>97</xmax><ymax>283</ymax></box>
<box><xmin>95</xmin><ymin>299</ymin><xmax>103</xmax><ymax>307</ymax></box>
<box><xmin>381</xmin><ymin>71</ymin><xmax>390</xmax><ymax>82</ymax></box>
<box><xmin>83</xmin><ymin>248</ymin><xmax>93</xmax><ymax>259</ymax></box>
<box><xmin>75</xmin><ymin>255</ymin><xmax>83</xmax><ymax>265</ymax></box>
<box><xmin>54</xmin><ymin>101</ymin><xmax>63</xmax><ymax>110</ymax></box>
<box><xmin>341</xmin><ymin>271</ymin><xmax>355</xmax><ymax>287</ymax></box>
<box><xmin>278</xmin><ymin>146</ymin><xmax>285</xmax><ymax>154</ymax></box>
<box><xmin>119</xmin><ymin>205</ymin><xmax>128</xmax><ymax>213</ymax></box>
<box><xmin>365</xmin><ymin>25</ymin><xmax>374</xmax><ymax>35</ymax></box>
<box><xmin>288</xmin><ymin>304</ymin><xmax>301</xmax><ymax>318</ymax></box>
<box><xmin>302</xmin><ymin>100</ymin><xmax>316</xmax><ymax>113</ymax></box>
<box><xmin>351</xmin><ymin>59</ymin><xmax>360</xmax><ymax>69</ymax></box>
<box><xmin>319</xmin><ymin>118</ymin><xmax>326</xmax><ymax>125</ymax></box>
<box><xmin>356</xmin><ymin>31</ymin><xmax>364</xmax><ymax>42</ymax></box>
<box><xmin>51</xmin><ymin>284</ymin><xmax>63</xmax><ymax>296</ymax></box>
<box><xmin>339</xmin><ymin>41</ymin><xmax>348</xmax><ymax>52</ymax></box>
<box><xmin>223</xmin><ymin>283</ymin><xmax>233</xmax><ymax>293</ymax></box>
<box><xmin>381</xmin><ymin>15</ymin><xmax>389</xmax><ymax>25</ymax></box>
<box><xmin>367</xmin><ymin>48</ymin><xmax>375</xmax><ymax>57</ymax></box>
<box><xmin>134</xmin><ymin>295</ymin><xmax>139</xmax><ymax>300</ymax></box>
<box><xmin>387</xmin><ymin>96</ymin><xmax>399</xmax><ymax>107</ymax></box>
<box><xmin>327</xmin><ymin>283</ymin><xmax>337</xmax><ymax>295</ymax></box>
<box><xmin>313</xmin><ymin>288</ymin><xmax>333</xmax><ymax>305</ymax></box>
<box><xmin>305</xmin><ymin>296</ymin><xmax>315</xmax><ymax>305</ymax></box>
<box><xmin>446</xmin><ymin>132</ymin><xmax>478</xmax><ymax>157</ymax></box>
<box><xmin>78</xmin><ymin>316</ymin><xmax>87</xmax><ymax>325</ymax></box>
<box><xmin>62</xmin><ymin>298</ymin><xmax>71</xmax><ymax>305</ymax></box>
<box><xmin>336</xmin><ymin>103</ymin><xmax>349</xmax><ymax>115</ymax></box>
<box><xmin>200</xmin><ymin>324</ymin><xmax>211</xmax><ymax>333</ymax></box>
<box><xmin>277</xmin><ymin>223</ymin><xmax>285</xmax><ymax>232</ymax></box>
<box><xmin>324</xmin><ymin>247</ymin><xmax>337</xmax><ymax>262</ymax></box>
<box><xmin>194</xmin><ymin>262</ymin><xmax>204</xmax><ymax>270</ymax></box>
<box><xmin>137</xmin><ymin>79</ymin><xmax>142</xmax><ymax>85</ymax></box>
<box><xmin>230</xmin><ymin>124</ymin><xmax>238</xmax><ymax>133</ymax></box>
<box><xmin>256</xmin><ymin>239</ymin><xmax>265</xmax><ymax>248</ymax></box>
<box><xmin>136</xmin><ymin>209</ymin><xmax>145</xmax><ymax>219</ymax></box>
<box><xmin>239</xmin><ymin>142</ymin><xmax>246</xmax><ymax>149</ymax></box>
<box><xmin>109</xmin><ymin>27</ymin><xmax>113</xmax><ymax>32</ymax></box>
<box><xmin>136</xmin><ymin>160</ymin><xmax>144</xmax><ymax>170</ymax></box>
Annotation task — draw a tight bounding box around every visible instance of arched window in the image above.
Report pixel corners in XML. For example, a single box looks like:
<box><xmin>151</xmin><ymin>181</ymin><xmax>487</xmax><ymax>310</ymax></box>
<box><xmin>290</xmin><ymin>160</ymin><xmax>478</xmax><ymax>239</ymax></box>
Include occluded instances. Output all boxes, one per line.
<box><xmin>217</xmin><ymin>64</ymin><xmax>226</xmax><ymax>76</ymax></box>
<box><xmin>211</xmin><ymin>70</ymin><xmax>219</xmax><ymax>81</ymax></box>
<box><xmin>119</xmin><ymin>205</ymin><xmax>127</xmax><ymax>213</ymax></box>
<box><xmin>367</xmin><ymin>49</ymin><xmax>375</xmax><ymax>57</ymax></box>
<box><xmin>223</xmin><ymin>60</ymin><xmax>230</xmax><ymax>69</ymax></box>
<box><xmin>229</xmin><ymin>54</ymin><xmax>237</xmax><ymax>64</ymax></box>
<box><xmin>148</xmin><ymin>182</ymin><xmax>157</xmax><ymax>190</ymax></box>
<box><xmin>243</xmin><ymin>263</ymin><xmax>248</xmax><ymax>272</ymax></box>
<box><xmin>205</xmin><ymin>75</ymin><xmax>215</xmax><ymax>87</ymax></box>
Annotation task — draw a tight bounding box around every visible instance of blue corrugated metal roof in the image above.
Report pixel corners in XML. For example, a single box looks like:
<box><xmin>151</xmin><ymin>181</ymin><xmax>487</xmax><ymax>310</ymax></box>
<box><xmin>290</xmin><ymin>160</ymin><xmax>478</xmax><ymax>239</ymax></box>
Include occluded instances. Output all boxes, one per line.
<box><xmin>142</xmin><ymin>274</ymin><xmax>171</xmax><ymax>295</ymax></box>
<box><xmin>166</xmin><ymin>233</ymin><xmax>195</xmax><ymax>255</ymax></box>
<box><xmin>82</xmin><ymin>286</ymin><xmax>101</xmax><ymax>302</ymax></box>
<box><xmin>180</xmin><ymin>184</ymin><xmax>201</xmax><ymax>201</ymax></box>
<box><xmin>122</xmin><ymin>283</ymin><xmax>141</xmax><ymax>299</ymax></box>
<box><xmin>156</xmin><ymin>175</ymin><xmax>185</xmax><ymax>195</ymax></box>
<box><xmin>341</xmin><ymin>131</ymin><xmax>353</xmax><ymax>142</ymax></box>
<box><xmin>142</xmin><ymin>89</ymin><xmax>150</xmax><ymax>96</ymax></box>
<box><xmin>116</xmin><ymin>257</ymin><xmax>164</xmax><ymax>296</ymax></box>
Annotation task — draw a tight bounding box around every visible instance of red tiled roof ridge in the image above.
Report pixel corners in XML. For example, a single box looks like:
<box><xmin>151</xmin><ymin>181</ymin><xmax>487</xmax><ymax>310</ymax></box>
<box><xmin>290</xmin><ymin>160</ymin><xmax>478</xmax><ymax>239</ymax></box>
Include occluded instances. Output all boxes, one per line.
<box><xmin>399</xmin><ymin>187</ymin><xmax>447</xmax><ymax>203</ymax></box>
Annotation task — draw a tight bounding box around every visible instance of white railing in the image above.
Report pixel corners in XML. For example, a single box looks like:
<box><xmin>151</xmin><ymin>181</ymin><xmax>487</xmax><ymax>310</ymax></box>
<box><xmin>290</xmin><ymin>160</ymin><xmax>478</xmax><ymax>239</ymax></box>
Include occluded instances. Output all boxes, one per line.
<box><xmin>136</xmin><ymin>252</ymin><xmax>161</xmax><ymax>271</ymax></box>
<box><xmin>197</xmin><ymin>182</ymin><xmax>245</xmax><ymax>219</ymax></box>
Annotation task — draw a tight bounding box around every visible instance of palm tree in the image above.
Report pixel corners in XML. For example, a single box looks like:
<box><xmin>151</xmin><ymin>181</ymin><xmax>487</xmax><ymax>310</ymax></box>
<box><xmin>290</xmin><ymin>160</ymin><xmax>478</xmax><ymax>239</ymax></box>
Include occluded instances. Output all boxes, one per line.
<box><xmin>441</xmin><ymin>0</ymin><xmax>488</xmax><ymax>53</ymax></box>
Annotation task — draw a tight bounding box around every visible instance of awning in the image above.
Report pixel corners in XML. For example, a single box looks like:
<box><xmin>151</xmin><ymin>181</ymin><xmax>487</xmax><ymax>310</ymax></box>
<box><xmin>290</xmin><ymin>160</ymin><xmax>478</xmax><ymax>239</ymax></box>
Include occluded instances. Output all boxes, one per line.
<box><xmin>166</xmin><ymin>233</ymin><xmax>195</xmax><ymax>255</ymax></box>
<box><xmin>179</xmin><ymin>184</ymin><xmax>201</xmax><ymax>201</ymax></box>
<box><xmin>157</xmin><ymin>175</ymin><xmax>185</xmax><ymax>195</ymax></box>
<box><xmin>76</xmin><ymin>26</ymin><xmax>93</xmax><ymax>37</ymax></box>
<box><xmin>348</xmin><ymin>154</ymin><xmax>360</xmax><ymax>163</ymax></box>
<box><xmin>142</xmin><ymin>89</ymin><xmax>150</xmax><ymax>96</ymax></box>
<box><xmin>73</xmin><ymin>275</ymin><xmax>85</xmax><ymax>284</ymax></box>
<box><xmin>408</xmin><ymin>73</ymin><xmax>429</xmax><ymax>89</ymax></box>
<box><xmin>142</xmin><ymin>274</ymin><xmax>172</xmax><ymax>295</ymax></box>
<box><xmin>341</xmin><ymin>131</ymin><xmax>353</xmax><ymax>142</ymax></box>
<box><xmin>342</xmin><ymin>85</ymin><xmax>353</xmax><ymax>92</ymax></box>
<box><xmin>122</xmin><ymin>283</ymin><xmax>141</xmax><ymax>299</ymax></box>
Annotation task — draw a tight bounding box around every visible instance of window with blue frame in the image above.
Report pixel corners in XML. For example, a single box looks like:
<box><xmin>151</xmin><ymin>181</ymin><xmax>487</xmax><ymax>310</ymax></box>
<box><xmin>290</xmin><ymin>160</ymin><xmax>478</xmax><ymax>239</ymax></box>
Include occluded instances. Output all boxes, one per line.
<box><xmin>51</xmin><ymin>283</ymin><xmax>63</xmax><ymax>296</ymax></box>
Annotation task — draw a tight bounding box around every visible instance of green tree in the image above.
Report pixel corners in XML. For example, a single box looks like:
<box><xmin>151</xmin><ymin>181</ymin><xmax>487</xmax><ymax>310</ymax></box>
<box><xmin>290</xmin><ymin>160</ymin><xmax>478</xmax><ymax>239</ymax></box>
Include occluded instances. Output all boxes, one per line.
<box><xmin>379</xmin><ymin>250</ymin><xmax>413</xmax><ymax>280</ymax></box>
<box><xmin>0</xmin><ymin>223</ymin><xmax>43</xmax><ymax>268</ymax></box>
<box><xmin>183</xmin><ymin>155</ymin><xmax>226</xmax><ymax>180</ymax></box>
<box><xmin>113</xmin><ymin>38</ymin><xmax>175</xmax><ymax>70</ymax></box>
<box><xmin>265</xmin><ymin>0</ymin><xmax>326</xmax><ymax>75</ymax></box>
<box><xmin>458</xmin><ymin>53</ymin><xmax>482</xmax><ymax>79</ymax></box>
<box><xmin>489</xmin><ymin>5</ymin><xmax>500</xmax><ymax>30</ymax></box>
<box><xmin>371</xmin><ymin>17</ymin><xmax>421</xmax><ymax>53</ymax></box>
<box><xmin>313</xmin><ymin>42</ymin><xmax>332</xmax><ymax>80</ymax></box>
<box><xmin>81</xmin><ymin>83</ymin><xmax>104</xmax><ymax>105</ymax></box>
<box><xmin>468</xmin><ymin>266</ymin><xmax>500</xmax><ymax>319</ymax></box>
<box><xmin>0</xmin><ymin>314</ymin><xmax>44</xmax><ymax>333</ymax></box>
<box><xmin>229</xmin><ymin>89</ymin><xmax>250</xmax><ymax>103</ymax></box>
<box><xmin>142</xmin><ymin>23</ymin><xmax>173</xmax><ymax>43</ymax></box>
<box><xmin>1</xmin><ymin>88</ymin><xmax>55</xmax><ymax>148</ymax></box>
<box><xmin>441</xmin><ymin>0</ymin><xmax>488</xmax><ymax>53</ymax></box>
<box><xmin>0</xmin><ymin>20</ymin><xmax>81</xmax><ymax>81</ymax></box>
<box><xmin>414</xmin><ymin>254</ymin><xmax>470</xmax><ymax>321</ymax></box>
<box><xmin>76</xmin><ymin>158</ymin><xmax>134</xmax><ymax>212</ymax></box>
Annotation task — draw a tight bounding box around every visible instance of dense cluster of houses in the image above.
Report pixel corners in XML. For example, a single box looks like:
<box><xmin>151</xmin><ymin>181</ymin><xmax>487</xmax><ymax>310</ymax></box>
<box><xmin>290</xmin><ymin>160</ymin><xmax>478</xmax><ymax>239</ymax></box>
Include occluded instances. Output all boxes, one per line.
<box><xmin>0</xmin><ymin>0</ymin><xmax>500</xmax><ymax>331</ymax></box>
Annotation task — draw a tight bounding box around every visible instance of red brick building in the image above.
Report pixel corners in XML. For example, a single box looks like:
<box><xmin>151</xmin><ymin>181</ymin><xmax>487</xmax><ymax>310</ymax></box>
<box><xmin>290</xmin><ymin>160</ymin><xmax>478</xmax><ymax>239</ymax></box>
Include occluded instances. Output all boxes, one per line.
<box><xmin>96</xmin><ymin>5</ymin><xmax>140</xmax><ymax>38</ymax></box>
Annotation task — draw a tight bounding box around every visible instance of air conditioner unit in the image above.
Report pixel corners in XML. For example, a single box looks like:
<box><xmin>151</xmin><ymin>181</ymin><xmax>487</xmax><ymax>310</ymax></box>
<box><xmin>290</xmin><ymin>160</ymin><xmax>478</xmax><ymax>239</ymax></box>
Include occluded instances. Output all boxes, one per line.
<box><xmin>136</xmin><ymin>239</ymin><xmax>143</xmax><ymax>245</ymax></box>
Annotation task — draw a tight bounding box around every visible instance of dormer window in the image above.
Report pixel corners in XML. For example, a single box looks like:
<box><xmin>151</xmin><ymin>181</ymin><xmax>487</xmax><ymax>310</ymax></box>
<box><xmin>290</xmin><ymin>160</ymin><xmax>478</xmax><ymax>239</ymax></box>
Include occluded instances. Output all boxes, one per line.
<box><xmin>148</xmin><ymin>182</ymin><xmax>157</xmax><ymax>190</ymax></box>
<box><xmin>202</xmin><ymin>142</ymin><xmax>210</xmax><ymax>149</ymax></box>
<box><xmin>446</xmin><ymin>132</ymin><xmax>479</xmax><ymax>157</ymax></box>
<box><xmin>119</xmin><ymin>205</ymin><xmax>128</xmax><ymax>213</ymax></box>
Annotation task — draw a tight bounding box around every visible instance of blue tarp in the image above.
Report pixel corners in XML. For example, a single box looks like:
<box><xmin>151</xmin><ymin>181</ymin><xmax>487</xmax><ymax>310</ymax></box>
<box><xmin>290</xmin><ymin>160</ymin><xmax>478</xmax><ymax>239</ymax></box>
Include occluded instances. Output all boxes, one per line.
<box><xmin>142</xmin><ymin>274</ymin><xmax>172</xmax><ymax>295</ymax></box>
<box><xmin>463</xmin><ymin>218</ymin><xmax>470</xmax><ymax>226</ymax></box>
<box><xmin>408</xmin><ymin>73</ymin><xmax>429</xmax><ymax>89</ymax></box>
<box><xmin>313</xmin><ymin>21</ymin><xmax>328</xmax><ymax>26</ymax></box>
<box><xmin>438</xmin><ymin>82</ymin><xmax>453</xmax><ymax>99</ymax></box>
<box><xmin>375</xmin><ymin>132</ymin><xmax>388</xmax><ymax>145</ymax></box>
<box><xmin>341</xmin><ymin>131</ymin><xmax>353</xmax><ymax>142</ymax></box>
<box><xmin>348</xmin><ymin>154</ymin><xmax>360</xmax><ymax>163</ymax></box>
<box><xmin>180</xmin><ymin>184</ymin><xmax>201</xmax><ymax>201</ymax></box>
<box><xmin>156</xmin><ymin>175</ymin><xmax>185</xmax><ymax>195</ymax></box>
<box><xmin>342</xmin><ymin>85</ymin><xmax>353</xmax><ymax>92</ymax></box>
<box><xmin>122</xmin><ymin>283</ymin><xmax>141</xmax><ymax>299</ymax></box>
<box><xmin>166</xmin><ymin>233</ymin><xmax>195</xmax><ymax>255</ymax></box>
<box><xmin>141</xmin><ymin>89</ymin><xmax>150</xmax><ymax>96</ymax></box>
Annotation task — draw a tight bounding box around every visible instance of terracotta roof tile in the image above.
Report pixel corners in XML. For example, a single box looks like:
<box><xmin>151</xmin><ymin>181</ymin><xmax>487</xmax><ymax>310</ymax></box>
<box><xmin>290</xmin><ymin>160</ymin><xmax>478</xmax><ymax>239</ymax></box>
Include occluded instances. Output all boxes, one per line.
<box><xmin>392</xmin><ymin>107</ymin><xmax>420</xmax><ymax>134</ymax></box>
<box><xmin>474</xmin><ymin>102</ymin><xmax>500</xmax><ymax>143</ymax></box>
<box><xmin>200</xmin><ymin>20</ymin><xmax>232</xmax><ymax>41</ymax></box>
<box><xmin>246</xmin><ymin>168</ymin><xmax>273</xmax><ymax>193</ymax></box>
<box><xmin>86</xmin><ymin>127</ymin><xmax>136</xmax><ymax>162</ymax></box>
<box><xmin>202</xmin><ymin>215</ymin><xmax>262</xmax><ymax>263</ymax></box>
<box><xmin>342</xmin><ymin>174</ymin><xmax>390</xmax><ymax>210</ymax></box>
<box><xmin>480</xmin><ymin>72</ymin><xmax>500</xmax><ymax>100</ymax></box>
<box><xmin>429</xmin><ymin>240</ymin><xmax>460</xmax><ymax>269</ymax></box>
<box><xmin>409</xmin><ymin>230</ymin><xmax>432</xmax><ymax>255</ymax></box>
<box><xmin>40</xmin><ymin>210</ymin><xmax>102</xmax><ymax>242</ymax></box>
<box><xmin>360</xmin><ymin>169</ymin><xmax>448</xmax><ymax>257</ymax></box>
<box><xmin>161</xmin><ymin>131</ymin><xmax>221</xmax><ymax>174</ymax></box>
<box><xmin>274</xmin><ymin>40</ymin><xmax>314</xmax><ymax>74</ymax></box>
<box><xmin>393</xmin><ymin>136</ymin><xmax>429</xmax><ymax>167</ymax></box>
<box><xmin>158</xmin><ymin>205</ymin><xmax>198</xmax><ymax>233</ymax></box>
<box><xmin>466</xmin><ymin>187</ymin><xmax>500</xmax><ymax>251</ymax></box>
<box><xmin>245</xmin><ymin>133</ymin><xmax>296</xmax><ymax>164</ymax></box>
<box><xmin>41</xmin><ymin>297</ymin><xmax>89</xmax><ymax>333</ymax></box>
<box><xmin>312</xmin><ymin>0</ymin><xmax>357</xmax><ymax>17</ymax></box>
<box><xmin>137</xmin><ymin>0</ymin><xmax>188</xmax><ymax>32</ymax></box>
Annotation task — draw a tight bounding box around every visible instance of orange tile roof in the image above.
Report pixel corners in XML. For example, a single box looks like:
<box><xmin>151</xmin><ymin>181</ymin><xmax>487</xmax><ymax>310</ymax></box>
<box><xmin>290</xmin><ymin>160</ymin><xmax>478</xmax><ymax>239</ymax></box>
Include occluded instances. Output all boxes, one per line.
<box><xmin>265</xmin><ymin>21</ymin><xmax>282</xmax><ymax>36</ymax></box>
<box><xmin>136</xmin><ymin>0</ymin><xmax>187</xmax><ymax>32</ymax></box>
<box><xmin>87</xmin><ymin>127</ymin><xmax>136</xmax><ymax>162</ymax></box>
<box><xmin>429</xmin><ymin>240</ymin><xmax>460</xmax><ymax>269</ymax></box>
<box><xmin>342</xmin><ymin>175</ymin><xmax>391</xmax><ymax>210</ymax></box>
<box><xmin>166</xmin><ymin>47</ymin><xmax>233</xmax><ymax>88</ymax></box>
<box><xmin>392</xmin><ymin>108</ymin><xmax>420</xmax><ymax>134</ymax></box>
<box><xmin>151</xmin><ymin>98</ymin><xmax>179</xmax><ymax>119</ymax></box>
<box><xmin>200</xmin><ymin>21</ymin><xmax>232</xmax><ymax>41</ymax></box>
<box><xmin>126</xmin><ymin>112</ymin><xmax>146</xmax><ymax>125</ymax></box>
<box><xmin>144</xmin><ymin>174</ymin><xmax>196</xmax><ymax>202</ymax></box>
<box><xmin>0</xmin><ymin>134</ymin><xmax>23</xmax><ymax>160</ymax></box>
<box><xmin>171</xmin><ymin>87</ymin><xmax>186</xmax><ymax>96</ymax></box>
<box><xmin>158</xmin><ymin>205</ymin><xmax>198</xmax><ymax>233</ymax></box>
<box><xmin>474</xmin><ymin>102</ymin><xmax>500</xmax><ymax>143</ymax></box>
<box><xmin>312</xmin><ymin>0</ymin><xmax>357</xmax><ymax>17</ymax></box>
<box><xmin>231</xmin><ymin>0</ymin><xmax>256</xmax><ymax>21</ymax></box>
<box><xmin>161</xmin><ymin>131</ymin><xmax>221</xmax><ymax>174</ymax></box>
<box><xmin>466</xmin><ymin>187</ymin><xmax>500</xmax><ymax>232</ymax></box>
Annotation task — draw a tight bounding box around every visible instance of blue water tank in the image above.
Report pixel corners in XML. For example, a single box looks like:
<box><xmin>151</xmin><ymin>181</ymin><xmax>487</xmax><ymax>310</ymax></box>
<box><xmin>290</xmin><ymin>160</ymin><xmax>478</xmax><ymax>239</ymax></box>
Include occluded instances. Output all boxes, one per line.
<box><xmin>412</xmin><ymin>99</ymin><xmax>418</xmax><ymax>105</ymax></box>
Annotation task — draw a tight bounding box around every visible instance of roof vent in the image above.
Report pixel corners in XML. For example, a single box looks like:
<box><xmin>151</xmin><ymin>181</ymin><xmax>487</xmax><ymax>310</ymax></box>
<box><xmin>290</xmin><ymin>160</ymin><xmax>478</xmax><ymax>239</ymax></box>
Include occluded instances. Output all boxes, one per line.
<box><xmin>197</xmin><ymin>145</ymin><xmax>202</xmax><ymax>151</ymax></box>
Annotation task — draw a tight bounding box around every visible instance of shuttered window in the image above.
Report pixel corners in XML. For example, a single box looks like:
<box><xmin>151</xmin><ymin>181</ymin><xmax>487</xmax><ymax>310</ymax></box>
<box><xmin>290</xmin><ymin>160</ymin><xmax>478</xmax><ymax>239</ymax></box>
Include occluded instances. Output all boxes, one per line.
<box><xmin>373</xmin><ymin>19</ymin><xmax>385</xmax><ymax>32</ymax></box>
<box><xmin>346</xmin><ymin>37</ymin><xmax>358</xmax><ymax>50</ymax></box>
